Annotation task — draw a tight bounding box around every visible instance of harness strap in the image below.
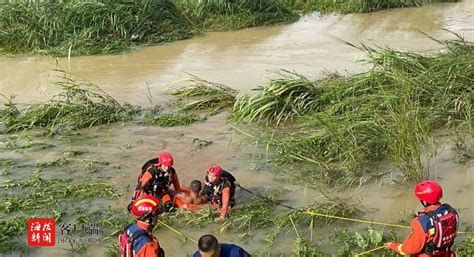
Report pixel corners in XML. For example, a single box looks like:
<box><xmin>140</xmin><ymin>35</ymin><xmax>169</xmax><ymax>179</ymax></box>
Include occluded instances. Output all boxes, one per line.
<box><xmin>129</xmin><ymin>229</ymin><xmax>149</xmax><ymax>243</ymax></box>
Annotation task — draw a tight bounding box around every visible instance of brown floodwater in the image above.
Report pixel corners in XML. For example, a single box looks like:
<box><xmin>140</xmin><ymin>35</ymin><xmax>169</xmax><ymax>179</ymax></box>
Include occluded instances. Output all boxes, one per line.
<box><xmin>1</xmin><ymin>1</ymin><xmax>473</xmax><ymax>256</ymax></box>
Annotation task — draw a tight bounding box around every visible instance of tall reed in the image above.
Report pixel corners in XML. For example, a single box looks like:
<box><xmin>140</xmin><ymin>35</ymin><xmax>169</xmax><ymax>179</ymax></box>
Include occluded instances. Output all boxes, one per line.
<box><xmin>232</xmin><ymin>36</ymin><xmax>473</xmax><ymax>180</ymax></box>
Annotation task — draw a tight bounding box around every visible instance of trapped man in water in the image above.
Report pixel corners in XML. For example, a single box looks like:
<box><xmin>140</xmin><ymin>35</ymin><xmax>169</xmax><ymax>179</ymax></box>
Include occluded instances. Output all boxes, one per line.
<box><xmin>176</xmin><ymin>180</ymin><xmax>208</xmax><ymax>211</ymax></box>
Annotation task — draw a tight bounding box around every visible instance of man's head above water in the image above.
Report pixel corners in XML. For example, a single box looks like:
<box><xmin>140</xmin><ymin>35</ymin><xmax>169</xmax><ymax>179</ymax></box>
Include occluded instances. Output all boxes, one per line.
<box><xmin>198</xmin><ymin>234</ymin><xmax>221</xmax><ymax>257</ymax></box>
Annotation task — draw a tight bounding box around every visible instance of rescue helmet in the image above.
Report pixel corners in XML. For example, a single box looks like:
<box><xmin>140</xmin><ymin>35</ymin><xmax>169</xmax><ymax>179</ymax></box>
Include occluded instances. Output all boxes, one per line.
<box><xmin>414</xmin><ymin>180</ymin><xmax>443</xmax><ymax>204</ymax></box>
<box><xmin>130</xmin><ymin>195</ymin><xmax>162</xmax><ymax>220</ymax></box>
<box><xmin>207</xmin><ymin>164</ymin><xmax>222</xmax><ymax>177</ymax></box>
<box><xmin>158</xmin><ymin>152</ymin><xmax>173</xmax><ymax>167</ymax></box>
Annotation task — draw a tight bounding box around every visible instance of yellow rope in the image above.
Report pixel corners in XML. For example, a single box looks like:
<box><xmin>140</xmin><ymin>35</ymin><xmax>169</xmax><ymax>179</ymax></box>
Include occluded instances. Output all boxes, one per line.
<box><xmin>304</xmin><ymin>210</ymin><xmax>472</xmax><ymax>234</ymax></box>
<box><xmin>305</xmin><ymin>210</ymin><xmax>410</xmax><ymax>229</ymax></box>
<box><xmin>352</xmin><ymin>246</ymin><xmax>386</xmax><ymax>256</ymax></box>
<box><xmin>157</xmin><ymin>220</ymin><xmax>198</xmax><ymax>244</ymax></box>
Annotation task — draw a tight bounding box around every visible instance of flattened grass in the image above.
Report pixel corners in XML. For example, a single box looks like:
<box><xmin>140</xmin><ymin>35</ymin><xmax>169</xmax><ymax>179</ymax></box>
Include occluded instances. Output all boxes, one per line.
<box><xmin>144</xmin><ymin>113</ymin><xmax>205</xmax><ymax>127</ymax></box>
<box><xmin>0</xmin><ymin>70</ymin><xmax>134</xmax><ymax>134</ymax></box>
<box><xmin>0</xmin><ymin>172</ymin><xmax>120</xmax><ymax>253</ymax></box>
<box><xmin>171</xmin><ymin>76</ymin><xmax>238</xmax><ymax>115</ymax></box>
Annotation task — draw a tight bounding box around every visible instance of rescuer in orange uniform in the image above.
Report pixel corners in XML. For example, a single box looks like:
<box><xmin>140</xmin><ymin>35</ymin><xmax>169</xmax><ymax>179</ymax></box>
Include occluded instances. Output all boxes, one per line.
<box><xmin>385</xmin><ymin>180</ymin><xmax>459</xmax><ymax>257</ymax></box>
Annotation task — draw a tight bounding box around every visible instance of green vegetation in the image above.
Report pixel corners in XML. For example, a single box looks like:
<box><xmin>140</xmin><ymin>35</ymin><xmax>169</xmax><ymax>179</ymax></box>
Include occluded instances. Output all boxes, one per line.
<box><xmin>453</xmin><ymin>134</ymin><xmax>474</xmax><ymax>163</ymax></box>
<box><xmin>0</xmin><ymin>0</ymin><xmax>295</xmax><ymax>56</ymax></box>
<box><xmin>80</xmin><ymin>155</ymin><xmax>110</xmax><ymax>170</ymax></box>
<box><xmin>0</xmin><ymin>158</ymin><xmax>16</xmax><ymax>168</ymax></box>
<box><xmin>252</xmin><ymin>227</ymin><xmax>400</xmax><ymax>256</ymax></box>
<box><xmin>219</xmin><ymin>198</ymin><xmax>279</xmax><ymax>234</ymax></box>
<box><xmin>0</xmin><ymin>172</ymin><xmax>121</xmax><ymax>253</ymax></box>
<box><xmin>0</xmin><ymin>1</ymin><xmax>193</xmax><ymax>56</ymax></box>
<box><xmin>175</xmin><ymin>0</ymin><xmax>298</xmax><ymax>31</ymax></box>
<box><xmin>232</xmin><ymin>36</ymin><xmax>473</xmax><ymax>180</ymax></box>
<box><xmin>0</xmin><ymin>70</ymin><xmax>135</xmax><ymax>135</ymax></box>
<box><xmin>171</xmin><ymin>76</ymin><xmax>238</xmax><ymax>115</ymax></box>
<box><xmin>0</xmin><ymin>138</ymin><xmax>54</xmax><ymax>152</ymax></box>
<box><xmin>0</xmin><ymin>0</ymin><xmax>461</xmax><ymax>56</ymax></box>
<box><xmin>279</xmin><ymin>0</ymin><xmax>458</xmax><ymax>14</ymax></box>
<box><xmin>455</xmin><ymin>236</ymin><xmax>474</xmax><ymax>256</ymax></box>
<box><xmin>35</xmin><ymin>158</ymin><xmax>69</xmax><ymax>168</ymax></box>
<box><xmin>144</xmin><ymin>113</ymin><xmax>205</xmax><ymax>127</ymax></box>
<box><xmin>265</xmin><ymin>200</ymin><xmax>361</xmax><ymax>244</ymax></box>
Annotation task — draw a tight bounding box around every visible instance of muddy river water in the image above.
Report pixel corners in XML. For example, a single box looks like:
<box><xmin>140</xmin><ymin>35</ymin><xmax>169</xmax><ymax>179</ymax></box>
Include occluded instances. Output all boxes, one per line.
<box><xmin>0</xmin><ymin>1</ymin><xmax>473</xmax><ymax>256</ymax></box>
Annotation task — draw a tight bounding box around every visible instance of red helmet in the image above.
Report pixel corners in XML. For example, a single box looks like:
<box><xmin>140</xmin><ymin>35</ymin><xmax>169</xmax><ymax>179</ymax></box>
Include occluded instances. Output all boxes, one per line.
<box><xmin>414</xmin><ymin>180</ymin><xmax>443</xmax><ymax>204</ymax></box>
<box><xmin>207</xmin><ymin>164</ymin><xmax>222</xmax><ymax>177</ymax></box>
<box><xmin>158</xmin><ymin>152</ymin><xmax>173</xmax><ymax>167</ymax></box>
<box><xmin>130</xmin><ymin>195</ymin><xmax>161</xmax><ymax>220</ymax></box>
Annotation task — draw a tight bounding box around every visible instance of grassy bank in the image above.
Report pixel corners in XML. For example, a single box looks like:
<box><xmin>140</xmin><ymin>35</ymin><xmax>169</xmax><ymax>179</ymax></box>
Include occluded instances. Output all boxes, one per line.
<box><xmin>279</xmin><ymin>0</ymin><xmax>459</xmax><ymax>14</ymax></box>
<box><xmin>174</xmin><ymin>0</ymin><xmax>298</xmax><ymax>31</ymax></box>
<box><xmin>0</xmin><ymin>0</ymin><xmax>295</xmax><ymax>56</ymax></box>
<box><xmin>0</xmin><ymin>1</ymin><xmax>193</xmax><ymax>56</ymax></box>
<box><xmin>231</xmin><ymin>36</ymin><xmax>473</xmax><ymax>181</ymax></box>
<box><xmin>0</xmin><ymin>0</ymin><xmax>460</xmax><ymax>56</ymax></box>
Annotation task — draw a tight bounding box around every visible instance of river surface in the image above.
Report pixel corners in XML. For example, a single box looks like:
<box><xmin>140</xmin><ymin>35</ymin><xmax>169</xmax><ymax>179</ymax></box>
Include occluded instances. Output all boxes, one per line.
<box><xmin>1</xmin><ymin>1</ymin><xmax>473</xmax><ymax>256</ymax></box>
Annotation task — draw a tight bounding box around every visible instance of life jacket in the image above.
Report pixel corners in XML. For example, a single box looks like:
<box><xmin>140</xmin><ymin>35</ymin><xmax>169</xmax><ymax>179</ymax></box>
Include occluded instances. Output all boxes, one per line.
<box><xmin>204</xmin><ymin>170</ymin><xmax>236</xmax><ymax>208</ymax></box>
<box><xmin>135</xmin><ymin>158</ymin><xmax>175</xmax><ymax>198</ymax></box>
<box><xmin>119</xmin><ymin>224</ymin><xmax>165</xmax><ymax>257</ymax></box>
<box><xmin>418</xmin><ymin>204</ymin><xmax>459</xmax><ymax>256</ymax></box>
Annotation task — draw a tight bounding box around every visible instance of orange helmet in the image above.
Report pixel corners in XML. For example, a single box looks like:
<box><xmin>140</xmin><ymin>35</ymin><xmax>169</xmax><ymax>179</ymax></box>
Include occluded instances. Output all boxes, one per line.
<box><xmin>415</xmin><ymin>180</ymin><xmax>443</xmax><ymax>204</ymax></box>
<box><xmin>207</xmin><ymin>164</ymin><xmax>223</xmax><ymax>177</ymax></box>
<box><xmin>130</xmin><ymin>195</ymin><xmax>162</xmax><ymax>220</ymax></box>
<box><xmin>158</xmin><ymin>152</ymin><xmax>173</xmax><ymax>167</ymax></box>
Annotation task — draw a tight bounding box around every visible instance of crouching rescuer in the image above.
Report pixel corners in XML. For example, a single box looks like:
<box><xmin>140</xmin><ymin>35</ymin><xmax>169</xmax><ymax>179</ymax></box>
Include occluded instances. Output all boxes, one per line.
<box><xmin>120</xmin><ymin>195</ymin><xmax>165</xmax><ymax>257</ymax></box>
<box><xmin>130</xmin><ymin>152</ymin><xmax>181</xmax><ymax>212</ymax></box>
<box><xmin>385</xmin><ymin>180</ymin><xmax>459</xmax><ymax>257</ymax></box>
<box><xmin>204</xmin><ymin>164</ymin><xmax>236</xmax><ymax>221</ymax></box>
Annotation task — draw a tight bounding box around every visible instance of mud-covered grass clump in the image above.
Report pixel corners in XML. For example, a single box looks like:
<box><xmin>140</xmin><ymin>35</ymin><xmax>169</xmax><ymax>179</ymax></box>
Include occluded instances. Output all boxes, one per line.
<box><xmin>0</xmin><ymin>1</ymin><xmax>193</xmax><ymax>56</ymax></box>
<box><xmin>171</xmin><ymin>76</ymin><xmax>238</xmax><ymax>116</ymax></box>
<box><xmin>144</xmin><ymin>112</ymin><xmax>205</xmax><ymax>127</ymax></box>
<box><xmin>232</xmin><ymin>36</ymin><xmax>473</xmax><ymax>180</ymax></box>
<box><xmin>279</xmin><ymin>0</ymin><xmax>458</xmax><ymax>14</ymax></box>
<box><xmin>0</xmin><ymin>70</ymin><xmax>135</xmax><ymax>135</ymax></box>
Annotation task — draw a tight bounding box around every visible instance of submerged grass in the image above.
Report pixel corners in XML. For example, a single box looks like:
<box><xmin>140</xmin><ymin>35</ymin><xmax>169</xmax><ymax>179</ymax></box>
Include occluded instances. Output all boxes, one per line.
<box><xmin>0</xmin><ymin>137</ymin><xmax>54</xmax><ymax>152</ymax></box>
<box><xmin>0</xmin><ymin>172</ymin><xmax>121</xmax><ymax>253</ymax></box>
<box><xmin>0</xmin><ymin>172</ymin><xmax>119</xmax><ymax>213</ymax></box>
<box><xmin>144</xmin><ymin>112</ymin><xmax>205</xmax><ymax>127</ymax></box>
<box><xmin>219</xmin><ymin>198</ymin><xmax>280</xmax><ymax>235</ymax></box>
<box><xmin>279</xmin><ymin>0</ymin><xmax>458</xmax><ymax>14</ymax></box>
<box><xmin>265</xmin><ymin>200</ymin><xmax>361</xmax><ymax>245</ymax></box>
<box><xmin>0</xmin><ymin>70</ymin><xmax>135</xmax><ymax>135</ymax></box>
<box><xmin>232</xmin><ymin>36</ymin><xmax>473</xmax><ymax>180</ymax></box>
